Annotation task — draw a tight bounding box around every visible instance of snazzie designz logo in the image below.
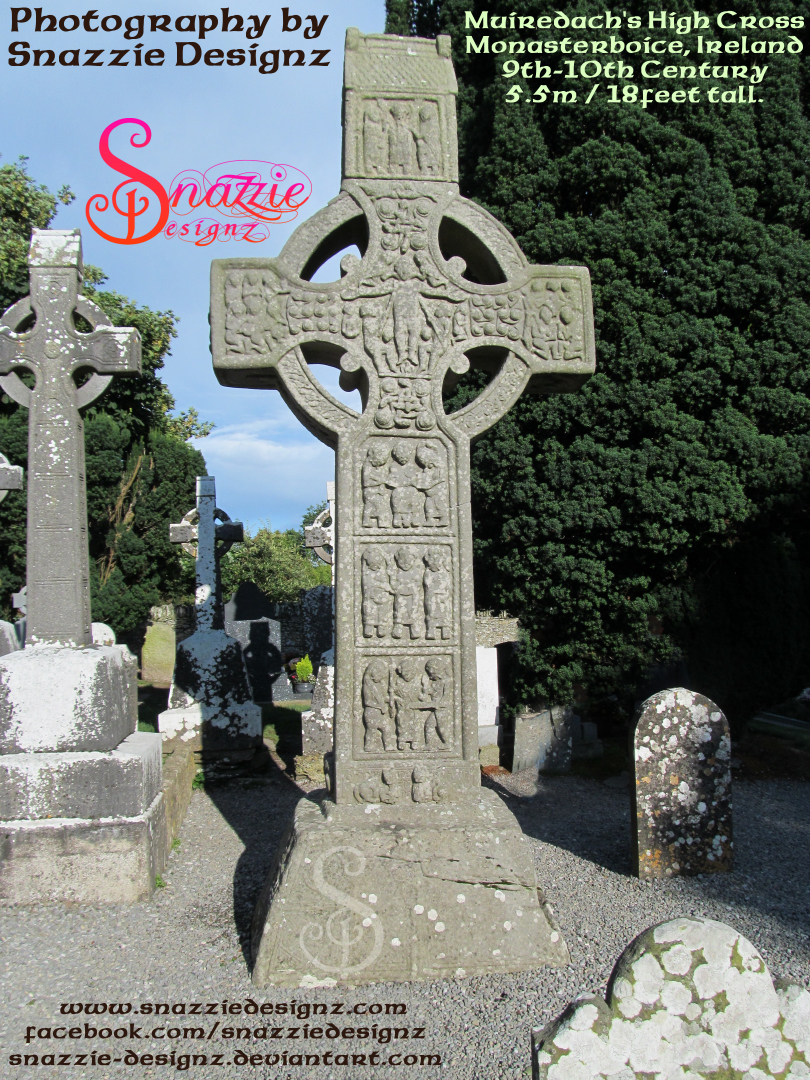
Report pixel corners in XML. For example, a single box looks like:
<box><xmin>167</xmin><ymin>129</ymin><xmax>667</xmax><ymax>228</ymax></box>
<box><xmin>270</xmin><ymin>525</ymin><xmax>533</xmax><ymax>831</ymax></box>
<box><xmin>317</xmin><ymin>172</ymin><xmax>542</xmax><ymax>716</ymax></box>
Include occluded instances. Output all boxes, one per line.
<box><xmin>85</xmin><ymin>117</ymin><xmax>311</xmax><ymax>245</ymax></box>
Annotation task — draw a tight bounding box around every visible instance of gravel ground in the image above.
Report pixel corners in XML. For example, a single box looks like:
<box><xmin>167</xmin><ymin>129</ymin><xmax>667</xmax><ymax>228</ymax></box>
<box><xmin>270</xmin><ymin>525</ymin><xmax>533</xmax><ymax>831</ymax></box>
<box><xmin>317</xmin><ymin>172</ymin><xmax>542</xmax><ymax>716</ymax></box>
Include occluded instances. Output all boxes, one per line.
<box><xmin>1</xmin><ymin>758</ymin><xmax>808</xmax><ymax>1080</ymax></box>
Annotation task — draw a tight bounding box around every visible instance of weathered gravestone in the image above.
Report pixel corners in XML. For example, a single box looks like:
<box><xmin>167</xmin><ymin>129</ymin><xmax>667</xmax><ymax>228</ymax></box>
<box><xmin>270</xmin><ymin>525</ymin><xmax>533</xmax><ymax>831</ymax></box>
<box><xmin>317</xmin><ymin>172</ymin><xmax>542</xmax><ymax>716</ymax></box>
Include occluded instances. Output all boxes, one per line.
<box><xmin>632</xmin><ymin>688</ymin><xmax>732</xmax><ymax>879</ymax></box>
<box><xmin>532</xmin><ymin>916</ymin><xmax>810</xmax><ymax>1080</ymax></box>
<box><xmin>0</xmin><ymin>230</ymin><xmax>165</xmax><ymax>902</ymax></box>
<box><xmin>158</xmin><ymin>477</ymin><xmax>262</xmax><ymax>755</ymax></box>
<box><xmin>210</xmin><ymin>30</ymin><xmax>594</xmax><ymax>986</ymax></box>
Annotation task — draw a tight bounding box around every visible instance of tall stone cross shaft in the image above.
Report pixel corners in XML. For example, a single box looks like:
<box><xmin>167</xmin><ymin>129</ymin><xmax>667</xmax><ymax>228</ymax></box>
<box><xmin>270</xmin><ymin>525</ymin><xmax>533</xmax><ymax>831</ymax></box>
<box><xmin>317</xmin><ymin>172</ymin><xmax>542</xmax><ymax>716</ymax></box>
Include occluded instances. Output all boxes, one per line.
<box><xmin>211</xmin><ymin>31</ymin><xmax>595</xmax><ymax>807</ymax></box>
<box><xmin>0</xmin><ymin>231</ymin><xmax>140</xmax><ymax>646</ymax></box>
<box><xmin>169</xmin><ymin>476</ymin><xmax>243</xmax><ymax>631</ymax></box>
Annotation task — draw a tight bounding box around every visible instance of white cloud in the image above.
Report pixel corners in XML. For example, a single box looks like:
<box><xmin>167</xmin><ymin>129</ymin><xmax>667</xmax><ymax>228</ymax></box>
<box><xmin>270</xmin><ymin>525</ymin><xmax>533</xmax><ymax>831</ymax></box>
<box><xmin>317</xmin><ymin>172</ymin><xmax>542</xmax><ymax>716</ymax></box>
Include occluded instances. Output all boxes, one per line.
<box><xmin>192</xmin><ymin>420</ymin><xmax>335</xmax><ymax>532</ymax></box>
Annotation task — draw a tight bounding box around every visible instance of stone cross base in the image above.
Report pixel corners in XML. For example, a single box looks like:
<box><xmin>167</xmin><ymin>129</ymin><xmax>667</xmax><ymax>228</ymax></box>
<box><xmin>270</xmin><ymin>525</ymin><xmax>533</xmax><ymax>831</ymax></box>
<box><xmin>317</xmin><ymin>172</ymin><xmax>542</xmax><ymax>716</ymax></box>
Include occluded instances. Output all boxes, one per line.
<box><xmin>0</xmin><ymin>787</ymin><xmax>166</xmax><ymax>904</ymax></box>
<box><xmin>158</xmin><ymin>629</ymin><xmax>263</xmax><ymax>751</ymax></box>
<box><xmin>250</xmin><ymin>791</ymin><xmax>568</xmax><ymax>988</ymax></box>
<box><xmin>0</xmin><ymin>644</ymin><xmax>138</xmax><ymax>754</ymax></box>
<box><xmin>0</xmin><ymin>728</ymin><xmax>166</xmax><ymax>902</ymax></box>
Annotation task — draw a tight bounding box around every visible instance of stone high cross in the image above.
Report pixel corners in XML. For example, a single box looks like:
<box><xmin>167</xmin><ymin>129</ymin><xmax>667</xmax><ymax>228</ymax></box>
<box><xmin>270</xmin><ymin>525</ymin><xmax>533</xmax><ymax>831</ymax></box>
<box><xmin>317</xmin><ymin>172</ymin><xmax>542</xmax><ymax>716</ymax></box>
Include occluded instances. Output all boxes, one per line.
<box><xmin>212</xmin><ymin>30</ymin><xmax>595</xmax><ymax>988</ymax></box>
<box><xmin>0</xmin><ymin>231</ymin><xmax>141</xmax><ymax>646</ymax></box>
<box><xmin>212</xmin><ymin>32</ymin><xmax>594</xmax><ymax>806</ymax></box>
<box><xmin>169</xmin><ymin>476</ymin><xmax>243</xmax><ymax>631</ymax></box>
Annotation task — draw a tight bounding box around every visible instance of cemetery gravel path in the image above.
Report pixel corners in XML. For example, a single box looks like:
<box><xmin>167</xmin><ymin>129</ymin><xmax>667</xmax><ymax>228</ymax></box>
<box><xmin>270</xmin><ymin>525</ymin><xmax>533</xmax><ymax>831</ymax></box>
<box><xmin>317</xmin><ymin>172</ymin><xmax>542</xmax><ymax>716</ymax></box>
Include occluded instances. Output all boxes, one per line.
<box><xmin>1</xmin><ymin>760</ymin><xmax>808</xmax><ymax>1080</ymax></box>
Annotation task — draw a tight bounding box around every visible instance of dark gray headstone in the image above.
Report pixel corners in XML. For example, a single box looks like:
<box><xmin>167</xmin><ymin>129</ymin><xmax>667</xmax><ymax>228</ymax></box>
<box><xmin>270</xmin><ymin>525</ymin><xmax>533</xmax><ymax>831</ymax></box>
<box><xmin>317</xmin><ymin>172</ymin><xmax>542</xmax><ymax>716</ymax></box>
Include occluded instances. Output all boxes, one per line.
<box><xmin>224</xmin><ymin>616</ymin><xmax>283</xmax><ymax>705</ymax></box>
<box><xmin>302</xmin><ymin>584</ymin><xmax>333</xmax><ymax>665</ymax></box>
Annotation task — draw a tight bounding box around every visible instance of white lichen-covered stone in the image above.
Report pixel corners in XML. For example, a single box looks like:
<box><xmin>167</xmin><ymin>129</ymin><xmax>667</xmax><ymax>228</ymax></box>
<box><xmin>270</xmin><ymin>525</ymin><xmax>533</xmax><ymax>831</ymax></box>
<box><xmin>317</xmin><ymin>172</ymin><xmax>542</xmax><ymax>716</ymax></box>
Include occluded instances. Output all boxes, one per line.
<box><xmin>632</xmin><ymin>688</ymin><xmax>732</xmax><ymax>878</ymax></box>
<box><xmin>0</xmin><ymin>643</ymin><xmax>137</xmax><ymax>753</ymax></box>
<box><xmin>532</xmin><ymin>917</ymin><xmax>810</xmax><ymax>1080</ymax></box>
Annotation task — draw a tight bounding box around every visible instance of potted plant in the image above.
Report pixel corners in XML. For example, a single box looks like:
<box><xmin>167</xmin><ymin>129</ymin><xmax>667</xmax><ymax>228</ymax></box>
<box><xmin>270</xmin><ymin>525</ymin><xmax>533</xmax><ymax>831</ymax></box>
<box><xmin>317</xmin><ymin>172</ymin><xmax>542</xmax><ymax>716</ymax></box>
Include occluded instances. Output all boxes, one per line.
<box><xmin>292</xmin><ymin>654</ymin><xmax>315</xmax><ymax>695</ymax></box>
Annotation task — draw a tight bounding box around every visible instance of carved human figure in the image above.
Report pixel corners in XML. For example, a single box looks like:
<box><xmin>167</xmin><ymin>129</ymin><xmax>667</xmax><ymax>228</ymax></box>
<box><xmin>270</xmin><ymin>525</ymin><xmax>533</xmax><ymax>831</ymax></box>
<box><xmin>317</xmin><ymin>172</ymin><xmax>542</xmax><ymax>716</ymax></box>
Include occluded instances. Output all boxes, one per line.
<box><xmin>362</xmin><ymin>443</ymin><xmax>393</xmax><ymax>528</ymax></box>
<box><xmin>361</xmin><ymin>546</ymin><xmax>392</xmax><ymax>637</ymax></box>
<box><xmin>362</xmin><ymin>658</ymin><xmax>395</xmax><ymax>752</ymax></box>
<box><xmin>363</xmin><ymin>101</ymin><xmax>386</xmax><ymax>175</ymax></box>
<box><xmin>416</xmin><ymin>445</ymin><xmax>449</xmax><ymax>528</ymax></box>
<box><xmin>387</xmin><ymin>102</ymin><xmax>416</xmax><ymax>174</ymax></box>
<box><xmin>391</xmin><ymin>259</ymin><xmax>422</xmax><ymax>369</ymax></box>
<box><xmin>416</xmin><ymin>102</ymin><xmax>441</xmax><ymax>176</ymax></box>
<box><xmin>394</xmin><ymin>656</ymin><xmax>422</xmax><ymax>751</ymax></box>
<box><xmin>391</xmin><ymin>545</ymin><xmax>423</xmax><ymax>639</ymax></box>
<box><xmin>419</xmin><ymin>657</ymin><xmax>452</xmax><ymax>749</ymax></box>
<box><xmin>422</xmin><ymin>546</ymin><xmax>452</xmax><ymax>640</ymax></box>
<box><xmin>224</xmin><ymin>299</ymin><xmax>248</xmax><ymax>352</ymax></box>
<box><xmin>389</xmin><ymin>442</ymin><xmax>423</xmax><ymax>527</ymax></box>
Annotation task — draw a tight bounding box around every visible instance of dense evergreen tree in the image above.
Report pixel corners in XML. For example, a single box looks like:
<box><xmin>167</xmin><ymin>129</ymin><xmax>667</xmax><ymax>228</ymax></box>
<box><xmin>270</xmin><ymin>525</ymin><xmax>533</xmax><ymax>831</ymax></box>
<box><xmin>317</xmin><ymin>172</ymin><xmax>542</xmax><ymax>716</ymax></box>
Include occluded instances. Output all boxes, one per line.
<box><xmin>387</xmin><ymin>1</ymin><xmax>810</xmax><ymax>726</ymax></box>
<box><xmin>0</xmin><ymin>157</ymin><xmax>207</xmax><ymax>635</ymax></box>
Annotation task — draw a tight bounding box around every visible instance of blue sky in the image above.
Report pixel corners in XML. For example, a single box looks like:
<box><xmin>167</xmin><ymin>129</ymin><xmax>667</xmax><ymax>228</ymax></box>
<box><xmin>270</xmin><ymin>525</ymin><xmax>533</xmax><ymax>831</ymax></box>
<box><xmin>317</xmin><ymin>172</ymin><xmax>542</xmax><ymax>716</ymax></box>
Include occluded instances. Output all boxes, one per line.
<box><xmin>1</xmin><ymin>1</ymin><xmax>385</xmax><ymax>530</ymax></box>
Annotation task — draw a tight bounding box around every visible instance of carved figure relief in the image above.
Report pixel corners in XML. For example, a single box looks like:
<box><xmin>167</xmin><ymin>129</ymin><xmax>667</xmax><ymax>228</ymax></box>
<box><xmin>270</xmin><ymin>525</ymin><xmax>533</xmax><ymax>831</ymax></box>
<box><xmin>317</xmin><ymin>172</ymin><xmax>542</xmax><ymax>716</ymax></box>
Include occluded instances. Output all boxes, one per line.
<box><xmin>411</xmin><ymin>765</ymin><xmax>446</xmax><ymax>803</ymax></box>
<box><xmin>359</xmin><ymin>439</ymin><xmax>449</xmax><ymax>531</ymax></box>
<box><xmin>359</xmin><ymin>655</ymin><xmax>455</xmax><ymax>755</ymax></box>
<box><xmin>361</xmin><ymin>98</ymin><xmax>442</xmax><ymax>179</ymax></box>
<box><xmin>353</xmin><ymin>769</ymin><xmax>399</xmax><ymax>804</ymax></box>
<box><xmin>359</xmin><ymin>543</ymin><xmax>453</xmax><ymax>643</ymax></box>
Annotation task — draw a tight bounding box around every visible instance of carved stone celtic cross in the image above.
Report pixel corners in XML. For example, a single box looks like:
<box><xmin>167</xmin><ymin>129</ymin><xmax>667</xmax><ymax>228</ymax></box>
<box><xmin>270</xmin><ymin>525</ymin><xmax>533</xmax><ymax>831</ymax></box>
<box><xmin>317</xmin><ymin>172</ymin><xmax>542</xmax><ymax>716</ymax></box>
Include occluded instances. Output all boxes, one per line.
<box><xmin>211</xmin><ymin>32</ymin><xmax>595</xmax><ymax>807</ymax></box>
<box><xmin>0</xmin><ymin>231</ymin><xmax>141</xmax><ymax>646</ymax></box>
<box><xmin>169</xmin><ymin>476</ymin><xmax>243</xmax><ymax>631</ymax></box>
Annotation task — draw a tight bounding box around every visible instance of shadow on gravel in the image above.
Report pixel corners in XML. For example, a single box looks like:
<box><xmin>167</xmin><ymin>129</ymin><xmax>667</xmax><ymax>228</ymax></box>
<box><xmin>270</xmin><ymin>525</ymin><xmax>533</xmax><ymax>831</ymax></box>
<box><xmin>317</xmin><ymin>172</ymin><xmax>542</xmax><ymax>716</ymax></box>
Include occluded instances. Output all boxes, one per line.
<box><xmin>481</xmin><ymin>772</ymin><xmax>634</xmax><ymax>877</ymax></box>
<box><xmin>202</xmin><ymin>753</ymin><xmax>315</xmax><ymax>970</ymax></box>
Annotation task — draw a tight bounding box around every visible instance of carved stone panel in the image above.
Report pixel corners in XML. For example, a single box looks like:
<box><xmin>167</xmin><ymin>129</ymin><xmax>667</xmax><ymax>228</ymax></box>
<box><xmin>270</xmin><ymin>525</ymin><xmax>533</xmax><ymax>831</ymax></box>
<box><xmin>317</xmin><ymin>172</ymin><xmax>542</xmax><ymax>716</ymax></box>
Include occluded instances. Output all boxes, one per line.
<box><xmin>359</xmin><ymin>542</ymin><xmax>455</xmax><ymax>643</ymax></box>
<box><xmin>358</xmin><ymin>436</ymin><xmax>452</xmax><ymax>533</ymax></box>
<box><xmin>356</xmin><ymin>651</ymin><xmax>457</xmax><ymax>759</ymax></box>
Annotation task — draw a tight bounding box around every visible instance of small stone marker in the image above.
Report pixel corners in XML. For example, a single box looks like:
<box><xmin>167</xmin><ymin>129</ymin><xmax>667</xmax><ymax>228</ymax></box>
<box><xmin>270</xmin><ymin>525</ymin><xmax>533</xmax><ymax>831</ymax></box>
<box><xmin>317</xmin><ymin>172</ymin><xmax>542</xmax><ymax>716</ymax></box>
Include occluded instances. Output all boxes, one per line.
<box><xmin>631</xmin><ymin>687</ymin><xmax>732</xmax><ymax>879</ymax></box>
<box><xmin>0</xmin><ymin>230</ymin><xmax>165</xmax><ymax>903</ymax></box>
<box><xmin>158</xmin><ymin>477</ymin><xmax>262</xmax><ymax>751</ymax></box>
<box><xmin>211</xmin><ymin>30</ymin><xmax>594</xmax><ymax>986</ymax></box>
<box><xmin>532</xmin><ymin>916</ymin><xmax>810</xmax><ymax>1080</ymax></box>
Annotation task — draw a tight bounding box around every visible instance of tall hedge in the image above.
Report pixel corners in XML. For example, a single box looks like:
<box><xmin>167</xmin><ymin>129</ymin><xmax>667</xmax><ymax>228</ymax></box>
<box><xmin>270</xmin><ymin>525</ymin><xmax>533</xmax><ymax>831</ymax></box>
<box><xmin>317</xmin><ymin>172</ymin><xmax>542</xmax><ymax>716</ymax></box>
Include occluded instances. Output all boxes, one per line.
<box><xmin>388</xmin><ymin>1</ymin><xmax>810</xmax><ymax>727</ymax></box>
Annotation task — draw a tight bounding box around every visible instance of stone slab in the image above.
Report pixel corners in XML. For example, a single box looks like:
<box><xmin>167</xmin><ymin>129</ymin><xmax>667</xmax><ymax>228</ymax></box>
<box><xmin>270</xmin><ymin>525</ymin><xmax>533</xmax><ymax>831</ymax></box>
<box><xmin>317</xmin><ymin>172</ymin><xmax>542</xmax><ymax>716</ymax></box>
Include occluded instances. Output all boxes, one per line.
<box><xmin>631</xmin><ymin>688</ymin><xmax>732</xmax><ymax>879</ymax></box>
<box><xmin>141</xmin><ymin>621</ymin><xmax>176</xmax><ymax>687</ymax></box>
<box><xmin>0</xmin><ymin>791</ymin><xmax>166</xmax><ymax>903</ymax></box>
<box><xmin>477</xmin><ymin>723</ymin><xmax>502</xmax><ymax>748</ymax></box>
<box><xmin>301</xmin><ymin>649</ymin><xmax>335</xmax><ymax>756</ymax></box>
<box><xmin>160</xmin><ymin>739</ymin><xmax>198</xmax><ymax>850</ymax></box>
<box><xmin>476</xmin><ymin>646</ymin><xmax>500</xmax><ymax>727</ymax></box>
<box><xmin>0</xmin><ymin>620</ymin><xmax>20</xmax><ymax>656</ymax></box>
<box><xmin>224</xmin><ymin>618</ymin><xmax>283</xmax><ymax>704</ymax></box>
<box><xmin>0</xmin><ymin>643</ymin><xmax>137</xmax><ymax>754</ymax></box>
<box><xmin>91</xmin><ymin>622</ymin><xmax>116</xmax><ymax>646</ymax></box>
<box><xmin>532</xmin><ymin>916</ymin><xmax>810</xmax><ymax>1079</ymax></box>
<box><xmin>250</xmin><ymin>788</ymin><xmax>568</xmax><ymax>988</ymax></box>
<box><xmin>513</xmin><ymin>708</ymin><xmax>573</xmax><ymax>774</ymax></box>
<box><xmin>0</xmin><ymin>730</ymin><xmax>162</xmax><ymax>820</ymax></box>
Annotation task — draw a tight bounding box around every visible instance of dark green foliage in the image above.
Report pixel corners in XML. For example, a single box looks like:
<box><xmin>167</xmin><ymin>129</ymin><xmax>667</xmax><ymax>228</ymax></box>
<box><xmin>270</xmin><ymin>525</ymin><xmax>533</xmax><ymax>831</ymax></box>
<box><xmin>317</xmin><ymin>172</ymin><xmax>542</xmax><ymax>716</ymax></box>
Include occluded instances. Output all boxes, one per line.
<box><xmin>0</xmin><ymin>157</ymin><xmax>207</xmax><ymax>633</ymax></box>
<box><xmin>220</xmin><ymin>524</ymin><xmax>331</xmax><ymax>603</ymax></box>
<box><xmin>396</xmin><ymin>0</ymin><xmax>810</xmax><ymax>726</ymax></box>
